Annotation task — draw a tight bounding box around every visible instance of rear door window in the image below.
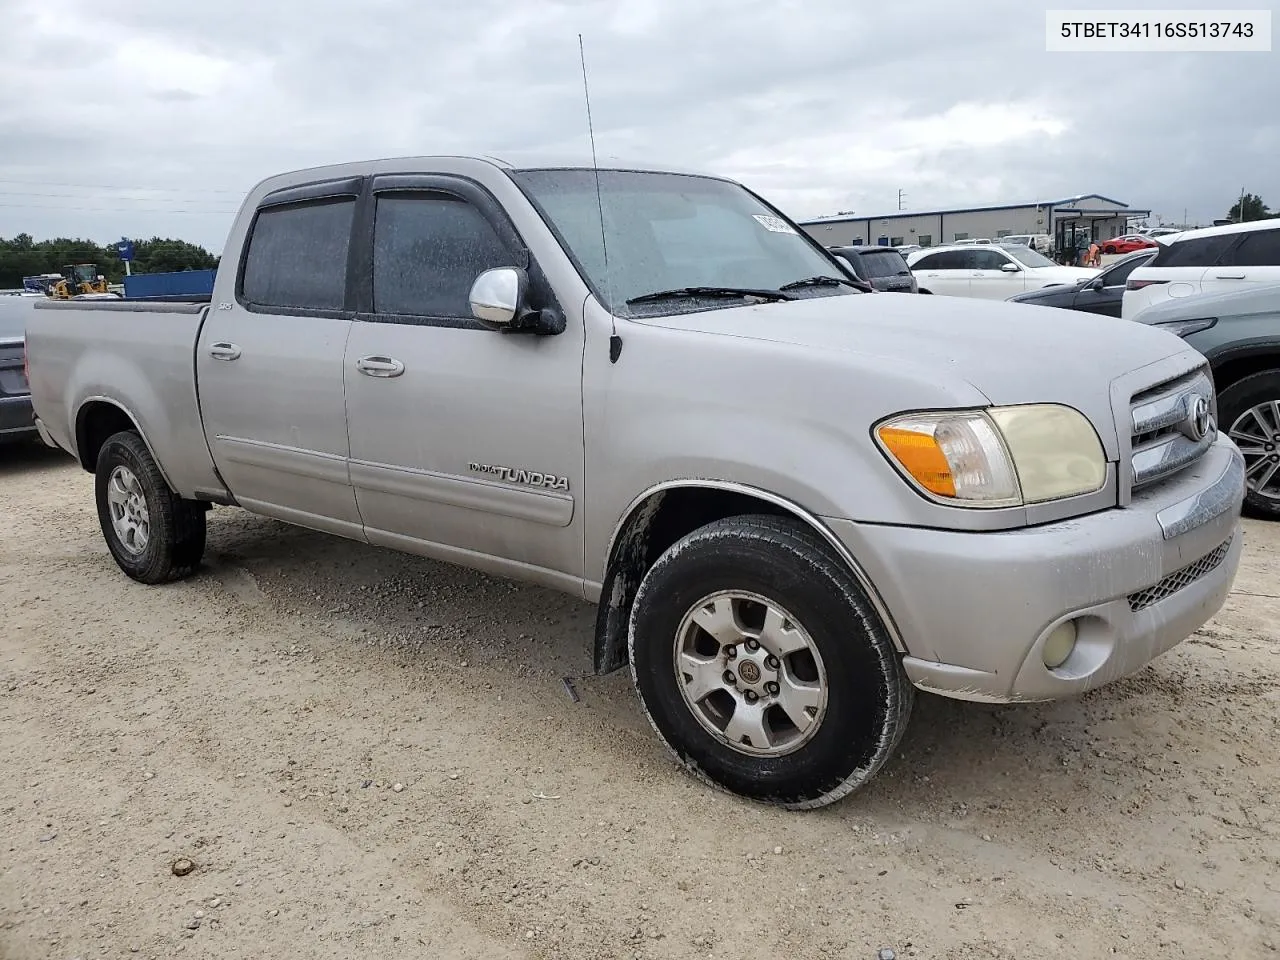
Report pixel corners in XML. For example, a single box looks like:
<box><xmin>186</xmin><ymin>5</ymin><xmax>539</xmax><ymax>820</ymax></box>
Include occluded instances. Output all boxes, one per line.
<box><xmin>241</xmin><ymin>198</ymin><xmax>356</xmax><ymax>311</ymax></box>
<box><xmin>1151</xmin><ymin>233</ymin><xmax>1235</xmax><ymax>268</ymax></box>
<box><xmin>913</xmin><ymin>251</ymin><xmax>965</xmax><ymax>270</ymax></box>
<box><xmin>1221</xmin><ymin>228</ymin><xmax>1280</xmax><ymax>267</ymax></box>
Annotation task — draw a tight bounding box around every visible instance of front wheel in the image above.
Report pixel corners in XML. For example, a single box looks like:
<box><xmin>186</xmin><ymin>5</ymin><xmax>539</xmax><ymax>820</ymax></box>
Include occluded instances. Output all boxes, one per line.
<box><xmin>95</xmin><ymin>430</ymin><xmax>207</xmax><ymax>583</ymax></box>
<box><xmin>1220</xmin><ymin>370</ymin><xmax>1280</xmax><ymax>519</ymax></box>
<box><xmin>628</xmin><ymin>515</ymin><xmax>913</xmax><ymax>809</ymax></box>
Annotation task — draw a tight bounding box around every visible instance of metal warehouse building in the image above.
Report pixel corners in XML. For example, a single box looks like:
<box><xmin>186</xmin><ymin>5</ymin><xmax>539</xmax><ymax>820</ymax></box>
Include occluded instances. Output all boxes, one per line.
<box><xmin>798</xmin><ymin>194</ymin><xmax>1151</xmax><ymax>253</ymax></box>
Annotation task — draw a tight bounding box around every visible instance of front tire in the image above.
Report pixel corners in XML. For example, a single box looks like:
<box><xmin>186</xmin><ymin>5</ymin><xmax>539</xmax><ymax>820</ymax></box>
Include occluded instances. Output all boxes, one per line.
<box><xmin>1220</xmin><ymin>370</ymin><xmax>1280</xmax><ymax>520</ymax></box>
<box><xmin>95</xmin><ymin>430</ymin><xmax>207</xmax><ymax>583</ymax></box>
<box><xmin>628</xmin><ymin>515</ymin><xmax>913</xmax><ymax>809</ymax></box>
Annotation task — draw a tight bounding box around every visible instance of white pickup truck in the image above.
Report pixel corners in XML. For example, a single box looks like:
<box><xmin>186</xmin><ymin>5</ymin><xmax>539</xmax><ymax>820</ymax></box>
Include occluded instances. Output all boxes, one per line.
<box><xmin>27</xmin><ymin>156</ymin><xmax>1245</xmax><ymax>809</ymax></box>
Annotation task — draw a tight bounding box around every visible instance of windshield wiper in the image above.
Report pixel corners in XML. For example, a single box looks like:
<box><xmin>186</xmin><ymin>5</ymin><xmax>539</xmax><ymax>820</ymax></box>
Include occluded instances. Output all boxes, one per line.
<box><xmin>626</xmin><ymin>286</ymin><xmax>796</xmax><ymax>305</ymax></box>
<box><xmin>779</xmin><ymin>275</ymin><xmax>874</xmax><ymax>293</ymax></box>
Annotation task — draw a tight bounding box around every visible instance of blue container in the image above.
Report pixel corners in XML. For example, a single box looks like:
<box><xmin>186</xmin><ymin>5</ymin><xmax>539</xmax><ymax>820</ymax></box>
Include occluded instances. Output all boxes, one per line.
<box><xmin>123</xmin><ymin>269</ymin><xmax>217</xmax><ymax>299</ymax></box>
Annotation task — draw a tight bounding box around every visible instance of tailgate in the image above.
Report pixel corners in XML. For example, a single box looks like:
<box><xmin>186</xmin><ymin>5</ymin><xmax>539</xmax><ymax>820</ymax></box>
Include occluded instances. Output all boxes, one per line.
<box><xmin>0</xmin><ymin>340</ymin><xmax>27</xmax><ymax>400</ymax></box>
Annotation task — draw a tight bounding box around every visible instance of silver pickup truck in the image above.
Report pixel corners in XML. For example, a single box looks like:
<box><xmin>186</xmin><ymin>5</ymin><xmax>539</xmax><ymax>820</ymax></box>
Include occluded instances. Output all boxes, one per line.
<box><xmin>27</xmin><ymin>156</ymin><xmax>1245</xmax><ymax>809</ymax></box>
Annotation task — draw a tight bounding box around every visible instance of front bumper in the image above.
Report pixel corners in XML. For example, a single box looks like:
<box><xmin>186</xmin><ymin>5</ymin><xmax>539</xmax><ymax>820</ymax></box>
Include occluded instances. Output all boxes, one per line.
<box><xmin>0</xmin><ymin>394</ymin><xmax>36</xmax><ymax>441</ymax></box>
<box><xmin>826</xmin><ymin>435</ymin><xmax>1245</xmax><ymax>702</ymax></box>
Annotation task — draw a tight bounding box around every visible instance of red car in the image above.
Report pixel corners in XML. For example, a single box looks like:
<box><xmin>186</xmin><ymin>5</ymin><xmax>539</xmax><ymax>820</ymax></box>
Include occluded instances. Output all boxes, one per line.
<box><xmin>1101</xmin><ymin>234</ymin><xmax>1157</xmax><ymax>255</ymax></box>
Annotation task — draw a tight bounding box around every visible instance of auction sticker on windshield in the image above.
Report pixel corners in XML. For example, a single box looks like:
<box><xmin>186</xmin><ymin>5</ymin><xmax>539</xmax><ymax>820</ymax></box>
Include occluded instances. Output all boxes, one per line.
<box><xmin>752</xmin><ymin>215</ymin><xmax>798</xmax><ymax>234</ymax></box>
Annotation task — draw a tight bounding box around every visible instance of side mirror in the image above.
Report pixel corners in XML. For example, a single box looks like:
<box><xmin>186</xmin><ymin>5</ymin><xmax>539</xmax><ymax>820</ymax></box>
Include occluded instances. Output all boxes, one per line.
<box><xmin>1000</xmin><ymin>262</ymin><xmax>1021</xmax><ymax>272</ymax></box>
<box><xmin>1088</xmin><ymin>277</ymin><xmax>1105</xmax><ymax>291</ymax></box>
<box><xmin>469</xmin><ymin>267</ymin><xmax>528</xmax><ymax>328</ymax></box>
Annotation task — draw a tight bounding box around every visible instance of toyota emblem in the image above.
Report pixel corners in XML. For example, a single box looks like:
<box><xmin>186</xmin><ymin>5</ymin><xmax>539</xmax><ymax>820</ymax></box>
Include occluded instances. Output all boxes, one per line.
<box><xmin>1184</xmin><ymin>395</ymin><xmax>1213</xmax><ymax>442</ymax></box>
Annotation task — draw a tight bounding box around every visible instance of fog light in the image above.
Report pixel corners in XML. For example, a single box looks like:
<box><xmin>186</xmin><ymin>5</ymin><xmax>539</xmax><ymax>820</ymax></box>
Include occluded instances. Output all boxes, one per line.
<box><xmin>1042</xmin><ymin>620</ymin><xmax>1078</xmax><ymax>669</ymax></box>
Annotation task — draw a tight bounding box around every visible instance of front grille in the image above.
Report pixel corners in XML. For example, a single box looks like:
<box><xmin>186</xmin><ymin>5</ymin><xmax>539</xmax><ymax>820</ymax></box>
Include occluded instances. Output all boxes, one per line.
<box><xmin>1128</xmin><ymin>366</ymin><xmax>1216</xmax><ymax>492</ymax></box>
<box><xmin>1127</xmin><ymin>536</ymin><xmax>1233</xmax><ymax>612</ymax></box>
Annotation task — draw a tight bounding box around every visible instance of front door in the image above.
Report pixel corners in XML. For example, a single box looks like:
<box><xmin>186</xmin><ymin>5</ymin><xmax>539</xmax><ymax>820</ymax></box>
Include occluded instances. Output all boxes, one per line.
<box><xmin>343</xmin><ymin>177</ymin><xmax>586</xmax><ymax>590</ymax></box>
<box><xmin>196</xmin><ymin>181</ymin><xmax>363</xmax><ymax>538</ymax></box>
<box><xmin>967</xmin><ymin>248</ymin><xmax>1021</xmax><ymax>299</ymax></box>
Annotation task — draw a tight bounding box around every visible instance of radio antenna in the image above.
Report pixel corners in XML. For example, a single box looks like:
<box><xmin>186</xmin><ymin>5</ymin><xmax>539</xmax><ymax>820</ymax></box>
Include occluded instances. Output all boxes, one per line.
<box><xmin>578</xmin><ymin>33</ymin><xmax>622</xmax><ymax>364</ymax></box>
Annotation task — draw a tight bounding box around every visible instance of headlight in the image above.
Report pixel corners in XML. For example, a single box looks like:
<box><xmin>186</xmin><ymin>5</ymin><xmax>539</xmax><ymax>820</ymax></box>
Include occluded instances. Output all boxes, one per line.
<box><xmin>1155</xmin><ymin>317</ymin><xmax>1217</xmax><ymax>338</ymax></box>
<box><xmin>875</xmin><ymin>404</ymin><xmax>1106</xmax><ymax>508</ymax></box>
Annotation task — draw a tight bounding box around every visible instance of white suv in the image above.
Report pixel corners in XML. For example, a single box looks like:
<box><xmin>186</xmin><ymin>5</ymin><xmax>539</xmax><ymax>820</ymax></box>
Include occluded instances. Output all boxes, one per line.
<box><xmin>1121</xmin><ymin>219</ymin><xmax>1280</xmax><ymax>318</ymax></box>
<box><xmin>907</xmin><ymin>243</ymin><xmax>1096</xmax><ymax>298</ymax></box>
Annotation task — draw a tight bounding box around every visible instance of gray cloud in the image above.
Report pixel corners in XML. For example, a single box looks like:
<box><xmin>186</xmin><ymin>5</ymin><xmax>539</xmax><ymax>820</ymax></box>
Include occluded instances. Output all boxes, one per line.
<box><xmin>0</xmin><ymin>0</ymin><xmax>1275</xmax><ymax>250</ymax></box>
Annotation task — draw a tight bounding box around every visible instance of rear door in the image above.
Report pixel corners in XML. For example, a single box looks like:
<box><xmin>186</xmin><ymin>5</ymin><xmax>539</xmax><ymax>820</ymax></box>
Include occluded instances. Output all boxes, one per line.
<box><xmin>1212</xmin><ymin>227</ymin><xmax>1280</xmax><ymax>294</ymax></box>
<box><xmin>911</xmin><ymin>250</ymin><xmax>970</xmax><ymax>296</ymax></box>
<box><xmin>1121</xmin><ymin>232</ymin><xmax>1235</xmax><ymax>318</ymax></box>
<box><xmin>196</xmin><ymin>179</ymin><xmax>364</xmax><ymax>538</ymax></box>
<box><xmin>342</xmin><ymin>175</ymin><xmax>586</xmax><ymax>585</ymax></box>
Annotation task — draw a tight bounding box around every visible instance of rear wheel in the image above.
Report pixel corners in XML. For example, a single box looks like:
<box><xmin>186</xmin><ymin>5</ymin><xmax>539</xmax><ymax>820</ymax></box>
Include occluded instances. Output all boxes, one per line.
<box><xmin>1221</xmin><ymin>370</ymin><xmax>1280</xmax><ymax>520</ymax></box>
<box><xmin>95</xmin><ymin>431</ymin><xmax>207</xmax><ymax>583</ymax></box>
<box><xmin>628</xmin><ymin>515</ymin><xmax>913</xmax><ymax>809</ymax></box>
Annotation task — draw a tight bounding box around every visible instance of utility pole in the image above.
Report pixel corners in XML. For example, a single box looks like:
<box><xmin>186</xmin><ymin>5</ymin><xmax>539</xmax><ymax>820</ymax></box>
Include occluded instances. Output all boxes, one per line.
<box><xmin>897</xmin><ymin>189</ymin><xmax>906</xmax><ymax>211</ymax></box>
<box><xmin>1238</xmin><ymin>186</ymin><xmax>1247</xmax><ymax>222</ymax></box>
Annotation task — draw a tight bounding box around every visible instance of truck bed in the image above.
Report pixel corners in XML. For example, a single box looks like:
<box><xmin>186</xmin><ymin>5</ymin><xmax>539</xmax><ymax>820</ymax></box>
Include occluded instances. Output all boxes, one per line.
<box><xmin>26</xmin><ymin>298</ymin><xmax>225</xmax><ymax>498</ymax></box>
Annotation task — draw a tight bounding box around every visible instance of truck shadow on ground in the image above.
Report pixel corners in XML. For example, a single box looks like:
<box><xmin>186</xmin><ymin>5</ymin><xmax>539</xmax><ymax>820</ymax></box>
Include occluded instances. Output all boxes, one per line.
<box><xmin>0</xmin><ymin>440</ymin><xmax>75</xmax><ymax>478</ymax></box>
<box><xmin>200</xmin><ymin>509</ymin><xmax>1216</xmax><ymax>833</ymax></box>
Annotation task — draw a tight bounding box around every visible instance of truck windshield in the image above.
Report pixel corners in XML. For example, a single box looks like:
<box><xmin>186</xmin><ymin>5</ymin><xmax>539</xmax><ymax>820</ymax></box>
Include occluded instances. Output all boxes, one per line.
<box><xmin>509</xmin><ymin>168</ymin><xmax>855</xmax><ymax>314</ymax></box>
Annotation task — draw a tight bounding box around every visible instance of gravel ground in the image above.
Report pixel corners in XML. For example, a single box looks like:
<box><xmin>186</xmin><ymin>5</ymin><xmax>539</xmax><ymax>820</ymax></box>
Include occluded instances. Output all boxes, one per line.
<box><xmin>2</xmin><ymin>444</ymin><xmax>1277</xmax><ymax>959</ymax></box>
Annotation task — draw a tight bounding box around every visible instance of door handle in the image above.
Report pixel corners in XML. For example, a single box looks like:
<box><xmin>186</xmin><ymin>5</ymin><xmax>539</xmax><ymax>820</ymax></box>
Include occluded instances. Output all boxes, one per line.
<box><xmin>1215</xmin><ymin>273</ymin><xmax>1246</xmax><ymax>279</ymax></box>
<box><xmin>356</xmin><ymin>356</ymin><xmax>405</xmax><ymax>378</ymax></box>
<box><xmin>209</xmin><ymin>342</ymin><xmax>241</xmax><ymax>361</ymax></box>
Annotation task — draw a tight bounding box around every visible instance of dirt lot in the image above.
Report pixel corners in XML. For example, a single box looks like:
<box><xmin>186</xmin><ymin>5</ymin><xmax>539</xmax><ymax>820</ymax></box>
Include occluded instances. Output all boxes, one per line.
<box><xmin>2</xmin><ymin>445</ymin><xmax>1277</xmax><ymax>960</ymax></box>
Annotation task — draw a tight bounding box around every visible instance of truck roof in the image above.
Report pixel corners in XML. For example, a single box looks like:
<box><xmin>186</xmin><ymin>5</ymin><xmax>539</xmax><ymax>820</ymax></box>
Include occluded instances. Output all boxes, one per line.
<box><xmin>246</xmin><ymin>154</ymin><xmax>731</xmax><ymax>198</ymax></box>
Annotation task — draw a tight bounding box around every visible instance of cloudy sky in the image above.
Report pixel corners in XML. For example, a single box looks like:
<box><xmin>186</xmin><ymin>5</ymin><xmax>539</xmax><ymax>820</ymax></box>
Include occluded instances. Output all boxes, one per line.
<box><xmin>1</xmin><ymin>0</ymin><xmax>1276</xmax><ymax>252</ymax></box>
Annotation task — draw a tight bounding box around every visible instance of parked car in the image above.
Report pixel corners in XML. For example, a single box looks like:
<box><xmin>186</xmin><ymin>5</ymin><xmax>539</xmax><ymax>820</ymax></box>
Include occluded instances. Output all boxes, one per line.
<box><xmin>0</xmin><ymin>297</ymin><xmax>36</xmax><ymax>445</ymax></box>
<box><xmin>892</xmin><ymin>243</ymin><xmax>922</xmax><ymax>258</ymax></box>
<box><xmin>999</xmin><ymin>234</ymin><xmax>1052</xmax><ymax>255</ymax></box>
<box><xmin>1122</xmin><ymin>219</ymin><xmax>1280</xmax><ymax>318</ymax></box>
<box><xmin>1130</xmin><ymin>282</ymin><xmax>1280</xmax><ymax>518</ymax></box>
<box><xmin>1102</xmin><ymin>235</ymin><xmax>1158</xmax><ymax>255</ymax></box>
<box><xmin>827</xmin><ymin>245</ymin><xmax>919</xmax><ymax>293</ymax></box>
<box><xmin>26</xmin><ymin>155</ymin><xmax>1244</xmax><ymax>809</ymax></box>
<box><xmin>1006</xmin><ymin>249</ymin><xmax>1157</xmax><ymax>317</ymax></box>
<box><xmin>906</xmin><ymin>243</ymin><xmax>1097</xmax><ymax>298</ymax></box>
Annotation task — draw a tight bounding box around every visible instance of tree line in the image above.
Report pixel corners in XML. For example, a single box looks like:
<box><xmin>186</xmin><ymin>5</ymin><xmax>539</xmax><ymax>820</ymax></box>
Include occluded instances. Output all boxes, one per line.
<box><xmin>1228</xmin><ymin>193</ymin><xmax>1274</xmax><ymax>223</ymax></box>
<box><xmin>0</xmin><ymin>234</ymin><xmax>219</xmax><ymax>288</ymax></box>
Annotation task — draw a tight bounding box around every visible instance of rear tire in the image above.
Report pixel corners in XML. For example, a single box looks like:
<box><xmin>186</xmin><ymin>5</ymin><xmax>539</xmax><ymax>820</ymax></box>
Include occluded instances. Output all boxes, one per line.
<box><xmin>628</xmin><ymin>514</ymin><xmax>913</xmax><ymax>809</ymax></box>
<box><xmin>95</xmin><ymin>430</ymin><xmax>207</xmax><ymax>583</ymax></box>
<box><xmin>1219</xmin><ymin>370</ymin><xmax>1280</xmax><ymax>520</ymax></box>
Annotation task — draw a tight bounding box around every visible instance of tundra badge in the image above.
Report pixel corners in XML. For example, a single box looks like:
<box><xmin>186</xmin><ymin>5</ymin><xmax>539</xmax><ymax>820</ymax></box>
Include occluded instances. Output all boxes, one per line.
<box><xmin>469</xmin><ymin>462</ymin><xmax>570</xmax><ymax>492</ymax></box>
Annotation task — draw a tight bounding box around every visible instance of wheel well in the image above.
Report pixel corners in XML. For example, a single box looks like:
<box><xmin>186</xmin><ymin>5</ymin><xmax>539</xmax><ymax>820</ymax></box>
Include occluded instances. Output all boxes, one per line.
<box><xmin>75</xmin><ymin>402</ymin><xmax>138</xmax><ymax>473</ymax></box>
<box><xmin>1211</xmin><ymin>352</ymin><xmax>1280</xmax><ymax>395</ymax></box>
<box><xmin>592</xmin><ymin>487</ymin><xmax>793</xmax><ymax>675</ymax></box>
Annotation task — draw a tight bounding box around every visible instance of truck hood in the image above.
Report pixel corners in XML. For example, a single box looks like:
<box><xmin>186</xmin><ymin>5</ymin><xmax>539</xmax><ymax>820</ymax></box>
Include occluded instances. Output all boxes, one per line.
<box><xmin>635</xmin><ymin>292</ymin><xmax>1202</xmax><ymax>458</ymax></box>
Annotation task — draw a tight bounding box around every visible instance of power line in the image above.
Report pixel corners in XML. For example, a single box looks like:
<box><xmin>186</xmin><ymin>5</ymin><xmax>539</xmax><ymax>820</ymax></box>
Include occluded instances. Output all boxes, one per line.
<box><xmin>0</xmin><ymin>189</ymin><xmax>239</xmax><ymax>206</ymax></box>
<box><xmin>0</xmin><ymin>201</ymin><xmax>233</xmax><ymax>214</ymax></box>
<box><xmin>0</xmin><ymin>177</ymin><xmax>246</xmax><ymax>195</ymax></box>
